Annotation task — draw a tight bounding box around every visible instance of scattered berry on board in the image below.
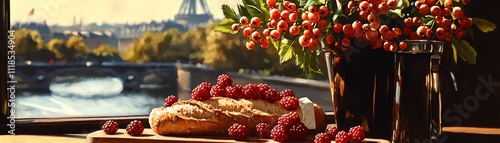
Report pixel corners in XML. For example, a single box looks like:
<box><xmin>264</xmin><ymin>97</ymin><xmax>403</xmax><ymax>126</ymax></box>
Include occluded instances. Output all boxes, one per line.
<box><xmin>102</xmin><ymin>120</ymin><xmax>119</xmax><ymax>135</ymax></box>
<box><xmin>126</xmin><ymin>120</ymin><xmax>144</xmax><ymax>136</ymax></box>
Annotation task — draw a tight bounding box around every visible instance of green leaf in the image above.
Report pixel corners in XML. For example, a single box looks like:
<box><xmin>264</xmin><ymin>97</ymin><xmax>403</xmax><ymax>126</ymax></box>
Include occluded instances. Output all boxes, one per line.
<box><xmin>214</xmin><ymin>19</ymin><xmax>237</xmax><ymax>34</ymax></box>
<box><xmin>304</xmin><ymin>49</ymin><xmax>311</xmax><ymax>72</ymax></box>
<box><xmin>335</xmin><ymin>14</ymin><xmax>350</xmax><ymax>23</ymax></box>
<box><xmin>246</xmin><ymin>5</ymin><xmax>266</xmax><ymax>22</ymax></box>
<box><xmin>279</xmin><ymin>45</ymin><xmax>294</xmax><ymax>63</ymax></box>
<box><xmin>299</xmin><ymin>0</ymin><xmax>308</xmax><ymax>7</ymax></box>
<box><xmin>279</xmin><ymin>1</ymin><xmax>285</xmax><ymax>11</ymax></box>
<box><xmin>270</xmin><ymin>38</ymin><xmax>280</xmax><ymax>51</ymax></box>
<box><xmin>258</xmin><ymin>0</ymin><xmax>270</xmax><ymax>21</ymax></box>
<box><xmin>292</xmin><ymin>43</ymin><xmax>305</xmax><ymax>67</ymax></box>
<box><xmin>399</xmin><ymin>0</ymin><xmax>410</xmax><ymax>8</ymax></box>
<box><xmin>389</xmin><ymin>9</ymin><xmax>404</xmax><ymax>18</ymax></box>
<box><xmin>331</xmin><ymin>0</ymin><xmax>342</xmax><ymax>22</ymax></box>
<box><xmin>238</xmin><ymin>4</ymin><xmax>251</xmax><ymax>18</ymax></box>
<box><xmin>310</xmin><ymin>51</ymin><xmax>322</xmax><ymax>74</ymax></box>
<box><xmin>222</xmin><ymin>4</ymin><xmax>239</xmax><ymax>22</ymax></box>
<box><xmin>305</xmin><ymin>0</ymin><xmax>321</xmax><ymax>7</ymax></box>
<box><xmin>452</xmin><ymin>38</ymin><xmax>477</xmax><ymax>65</ymax></box>
<box><xmin>473</xmin><ymin>18</ymin><xmax>497</xmax><ymax>33</ymax></box>
<box><xmin>420</xmin><ymin>15</ymin><xmax>435</xmax><ymax>27</ymax></box>
<box><xmin>242</xmin><ymin>0</ymin><xmax>257</xmax><ymax>6</ymax></box>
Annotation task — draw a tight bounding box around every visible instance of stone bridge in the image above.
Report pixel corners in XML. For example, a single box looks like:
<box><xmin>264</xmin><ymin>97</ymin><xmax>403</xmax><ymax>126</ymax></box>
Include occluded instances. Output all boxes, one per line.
<box><xmin>15</xmin><ymin>62</ymin><xmax>178</xmax><ymax>93</ymax></box>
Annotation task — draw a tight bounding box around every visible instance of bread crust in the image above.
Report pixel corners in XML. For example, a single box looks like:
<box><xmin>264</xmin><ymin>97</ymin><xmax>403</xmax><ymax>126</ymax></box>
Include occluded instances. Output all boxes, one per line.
<box><xmin>149</xmin><ymin>97</ymin><xmax>326</xmax><ymax>135</ymax></box>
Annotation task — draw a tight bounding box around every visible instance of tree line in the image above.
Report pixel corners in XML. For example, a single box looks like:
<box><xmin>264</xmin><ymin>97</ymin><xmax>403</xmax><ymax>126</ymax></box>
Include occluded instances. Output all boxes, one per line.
<box><xmin>14</xmin><ymin>21</ymin><xmax>323</xmax><ymax>78</ymax></box>
<box><xmin>13</xmin><ymin>28</ymin><xmax>122</xmax><ymax>63</ymax></box>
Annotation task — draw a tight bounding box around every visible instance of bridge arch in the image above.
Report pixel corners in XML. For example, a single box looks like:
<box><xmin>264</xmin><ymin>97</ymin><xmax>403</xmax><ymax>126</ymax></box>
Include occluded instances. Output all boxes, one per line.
<box><xmin>41</xmin><ymin>68</ymin><xmax>124</xmax><ymax>91</ymax></box>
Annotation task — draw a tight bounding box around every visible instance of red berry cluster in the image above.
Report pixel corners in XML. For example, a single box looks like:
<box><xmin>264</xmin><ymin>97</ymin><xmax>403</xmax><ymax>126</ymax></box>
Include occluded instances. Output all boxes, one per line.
<box><xmin>271</xmin><ymin>111</ymin><xmax>309</xmax><ymax>142</ymax></box>
<box><xmin>125</xmin><ymin>120</ymin><xmax>144</xmax><ymax>136</ymax></box>
<box><xmin>232</xmin><ymin>15</ymin><xmax>269</xmax><ymax>50</ymax></box>
<box><xmin>228</xmin><ymin>123</ymin><xmax>250</xmax><ymax>141</ymax></box>
<box><xmin>102</xmin><ymin>120</ymin><xmax>119</xmax><ymax>135</ymax></box>
<box><xmin>403</xmin><ymin>0</ymin><xmax>473</xmax><ymax>42</ymax></box>
<box><xmin>330</xmin><ymin>0</ymin><xmax>404</xmax><ymax>52</ymax></box>
<box><xmin>348</xmin><ymin>125</ymin><xmax>366</xmax><ymax>142</ymax></box>
<box><xmin>327</xmin><ymin>0</ymin><xmax>474</xmax><ymax>52</ymax></box>
<box><xmin>226</xmin><ymin>111</ymin><xmax>309</xmax><ymax>142</ymax></box>
<box><xmin>191</xmin><ymin>82</ymin><xmax>213</xmax><ymax>101</ymax></box>
<box><xmin>256</xmin><ymin>123</ymin><xmax>272</xmax><ymax>138</ymax></box>
<box><xmin>297</xmin><ymin>5</ymin><xmax>330</xmax><ymax>51</ymax></box>
<box><xmin>314</xmin><ymin>133</ymin><xmax>331</xmax><ymax>143</ymax></box>
<box><xmin>232</xmin><ymin>0</ymin><xmax>330</xmax><ymax>51</ymax></box>
<box><xmin>191</xmin><ymin>74</ymin><xmax>300</xmax><ymax>111</ymax></box>
<box><xmin>316</xmin><ymin>125</ymin><xmax>365</xmax><ymax>143</ymax></box>
<box><xmin>164</xmin><ymin>95</ymin><xmax>178</xmax><ymax>107</ymax></box>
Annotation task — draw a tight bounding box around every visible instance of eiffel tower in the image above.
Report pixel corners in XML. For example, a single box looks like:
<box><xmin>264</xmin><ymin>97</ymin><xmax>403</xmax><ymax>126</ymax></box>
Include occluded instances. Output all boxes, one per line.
<box><xmin>174</xmin><ymin>0</ymin><xmax>213</xmax><ymax>26</ymax></box>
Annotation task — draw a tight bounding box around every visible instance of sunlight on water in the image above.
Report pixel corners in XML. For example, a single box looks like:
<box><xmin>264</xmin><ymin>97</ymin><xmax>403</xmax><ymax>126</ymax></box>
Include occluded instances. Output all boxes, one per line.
<box><xmin>14</xmin><ymin>76</ymin><xmax>166</xmax><ymax>118</ymax></box>
<box><xmin>16</xmin><ymin>92</ymin><xmax>163</xmax><ymax>118</ymax></box>
<box><xmin>49</xmin><ymin>77</ymin><xmax>124</xmax><ymax>97</ymax></box>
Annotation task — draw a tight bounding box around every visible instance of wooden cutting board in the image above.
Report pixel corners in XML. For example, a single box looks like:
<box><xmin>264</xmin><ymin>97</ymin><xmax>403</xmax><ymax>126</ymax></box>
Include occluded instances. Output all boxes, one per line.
<box><xmin>87</xmin><ymin>128</ymin><xmax>390</xmax><ymax>143</ymax></box>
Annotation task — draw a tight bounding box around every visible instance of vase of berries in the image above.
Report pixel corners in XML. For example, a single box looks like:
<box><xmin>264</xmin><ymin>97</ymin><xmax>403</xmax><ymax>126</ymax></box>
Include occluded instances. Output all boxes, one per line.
<box><xmin>215</xmin><ymin>0</ymin><xmax>496</xmax><ymax>141</ymax></box>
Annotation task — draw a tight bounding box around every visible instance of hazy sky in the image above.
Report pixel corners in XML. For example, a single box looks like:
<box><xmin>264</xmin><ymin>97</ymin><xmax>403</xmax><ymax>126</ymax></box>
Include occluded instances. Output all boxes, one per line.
<box><xmin>11</xmin><ymin>0</ymin><xmax>240</xmax><ymax>26</ymax></box>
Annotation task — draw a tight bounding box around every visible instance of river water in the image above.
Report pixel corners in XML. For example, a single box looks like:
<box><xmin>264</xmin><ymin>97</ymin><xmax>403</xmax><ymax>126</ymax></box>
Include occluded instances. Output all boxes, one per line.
<box><xmin>15</xmin><ymin>76</ymin><xmax>165</xmax><ymax>118</ymax></box>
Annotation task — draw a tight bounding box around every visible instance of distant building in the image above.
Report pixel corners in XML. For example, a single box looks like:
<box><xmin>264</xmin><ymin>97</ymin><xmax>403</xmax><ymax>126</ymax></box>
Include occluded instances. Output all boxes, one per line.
<box><xmin>115</xmin><ymin>20</ymin><xmax>185</xmax><ymax>53</ymax></box>
<box><xmin>51</xmin><ymin>30</ymin><xmax>118</xmax><ymax>49</ymax></box>
<box><xmin>11</xmin><ymin>21</ymin><xmax>52</xmax><ymax>42</ymax></box>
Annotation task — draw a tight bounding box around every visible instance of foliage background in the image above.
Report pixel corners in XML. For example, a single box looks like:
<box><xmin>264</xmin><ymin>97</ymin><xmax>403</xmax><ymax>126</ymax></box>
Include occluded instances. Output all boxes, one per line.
<box><xmin>14</xmin><ymin>21</ymin><xmax>318</xmax><ymax>78</ymax></box>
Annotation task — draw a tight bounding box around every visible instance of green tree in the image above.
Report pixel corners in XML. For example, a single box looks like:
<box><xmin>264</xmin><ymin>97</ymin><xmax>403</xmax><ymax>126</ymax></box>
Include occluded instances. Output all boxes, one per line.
<box><xmin>91</xmin><ymin>44</ymin><xmax>122</xmax><ymax>62</ymax></box>
<box><xmin>196</xmin><ymin>21</ymin><xmax>301</xmax><ymax>76</ymax></box>
<box><xmin>66</xmin><ymin>35</ymin><xmax>91</xmax><ymax>61</ymax></box>
<box><xmin>13</xmin><ymin>28</ymin><xmax>45</xmax><ymax>61</ymax></box>
<box><xmin>13</xmin><ymin>28</ymin><xmax>58</xmax><ymax>62</ymax></box>
<box><xmin>123</xmin><ymin>28</ymin><xmax>193</xmax><ymax>63</ymax></box>
<box><xmin>123</xmin><ymin>32</ymin><xmax>161</xmax><ymax>62</ymax></box>
<box><xmin>47</xmin><ymin>38</ymin><xmax>68</xmax><ymax>61</ymax></box>
<box><xmin>46</xmin><ymin>35</ymin><xmax>91</xmax><ymax>62</ymax></box>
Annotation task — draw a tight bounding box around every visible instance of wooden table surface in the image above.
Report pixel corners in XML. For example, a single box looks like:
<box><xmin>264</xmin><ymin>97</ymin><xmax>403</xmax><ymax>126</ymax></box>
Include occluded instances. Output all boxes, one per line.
<box><xmin>2</xmin><ymin>127</ymin><xmax>500</xmax><ymax>143</ymax></box>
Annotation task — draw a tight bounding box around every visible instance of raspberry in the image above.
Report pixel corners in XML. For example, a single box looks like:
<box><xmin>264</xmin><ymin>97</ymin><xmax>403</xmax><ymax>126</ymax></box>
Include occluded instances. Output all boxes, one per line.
<box><xmin>271</xmin><ymin>124</ymin><xmax>288</xmax><ymax>142</ymax></box>
<box><xmin>326</xmin><ymin>126</ymin><xmax>339</xmax><ymax>139</ymax></box>
<box><xmin>198</xmin><ymin>82</ymin><xmax>213</xmax><ymax>89</ymax></box>
<box><xmin>335</xmin><ymin>131</ymin><xmax>351</xmax><ymax>143</ymax></box>
<box><xmin>280</xmin><ymin>96</ymin><xmax>299</xmax><ymax>111</ymax></box>
<box><xmin>263</xmin><ymin>88</ymin><xmax>279</xmax><ymax>103</ymax></box>
<box><xmin>256</xmin><ymin>123</ymin><xmax>272</xmax><ymax>138</ymax></box>
<box><xmin>288</xmin><ymin>122</ymin><xmax>308</xmax><ymax>141</ymax></box>
<box><xmin>242</xmin><ymin>83</ymin><xmax>259</xmax><ymax>99</ymax></box>
<box><xmin>102</xmin><ymin>120</ymin><xmax>119</xmax><ymax>135</ymax></box>
<box><xmin>257</xmin><ymin>83</ymin><xmax>271</xmax><ymax>99</ymax></box>
<box><xmin>164</xmin><ymin>95</ymin><xmax>178</xmax><ymax>107</ymax></box>
<box><xmin>228</xmin><ymin>123</ymin><xmax>249</xmax><ymax>141</ymax></box>
<box><xmin>192</xmin><ymin>82</ymin><xmax>212</xmax><ymax>101</ymax></box>
<box><xmin>348</xmin><ymin>125</ymin><xmax>365</xmax><ymax>143</ymax></box>
<box><xmin>217</xmin><ymin>74</ymin><xmax>233</xmax><ymax>87</ymax></box>
<box><xmin>314</xmin><ymin>133</ymin><xmax>331</xmax><ymax>143</ymax></box>
<box><xmin>278</xmin><ymin>111</ymin><xmax>301</xmax><ymax>129</ymax></box>
<box><xmin>225</xmin><ymin>84</ymin><xmax>243</xmax><ymax>99</ymax></box>
<box><xmin>210</xmin><ymin>84</ymin><xmax>226</xmax><ymax>97</ymax></box>
<box><xmin>279</xmin><ymin>89</ymin><xmax>295</xmax><ymax>100</ymax></box>
<box><xmin>126</xmin><ymin>120</ymin><xmax>144</xmax><ymax>136</ymax></box>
